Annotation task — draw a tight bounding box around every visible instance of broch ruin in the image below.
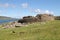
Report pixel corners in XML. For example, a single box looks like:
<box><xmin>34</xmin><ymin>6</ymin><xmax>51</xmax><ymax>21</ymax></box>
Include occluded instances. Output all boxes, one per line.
<box><xmin>18</xmin><ymin>14</ymin><xmax>54</xmax><ymax>23</ymax></box>
<box><xmin>2</xmin><ymin>14</ymin><xmax>56</xmax><ymax>28</ymax></box>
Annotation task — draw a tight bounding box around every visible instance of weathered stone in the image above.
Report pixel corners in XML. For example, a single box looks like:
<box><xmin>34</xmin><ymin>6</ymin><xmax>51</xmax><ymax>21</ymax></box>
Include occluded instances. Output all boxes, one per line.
<box><xmin>36</xmin><ymin>14</ymin><xmax>54</xmax><ymax>22</ymax></box>
<box><xmin>2</xmin><ymin>14</ymin><xmax>55</xmax><ymax>28</ymax></box>
<box><xmin>18</xmin><ymin>16</ymin><xmax>39</xmax><ymax>23</ymax></box>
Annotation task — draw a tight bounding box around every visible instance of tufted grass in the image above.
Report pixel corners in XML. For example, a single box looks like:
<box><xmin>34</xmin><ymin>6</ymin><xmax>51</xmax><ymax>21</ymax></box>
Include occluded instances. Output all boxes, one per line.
<box><xmin>0</xmin><ymin>20</ymin><xmax>60</xmax><ymax>40</ymax></box>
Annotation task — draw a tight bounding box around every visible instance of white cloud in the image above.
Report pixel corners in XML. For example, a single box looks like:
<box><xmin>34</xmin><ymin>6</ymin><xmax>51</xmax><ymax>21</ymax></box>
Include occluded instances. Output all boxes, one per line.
<box><xmin>45</xmin><ymin>10</ymin><xmax>54</xmax><ymax>14</ymax></box>
<box><xmin>34</xmin><ymin>9</ymin><xmax>41</xmax><ymax>13</ymax></box>
<box><xmin>50</xmin><ymin>11</ymin><xmax>54</xmax><ymax>14</ymax></box>
<box><xmin>21</xmin><ymin>3</ymin><xmax>28</xmax><ymax>8</ymax></box>
<box><xmin>31</xmin><ymin>9</ymin><xmax>54</xmax><ymax>15</ymax></box>
<box><xmin>45</xmin><ymin>10</ymin><xmax>50</xmax><ymax>13</ymax></box>
<box><xmin>0</xmin><ymin>3</ymin><xmax>16</xmax><ymax>8</ymax></box>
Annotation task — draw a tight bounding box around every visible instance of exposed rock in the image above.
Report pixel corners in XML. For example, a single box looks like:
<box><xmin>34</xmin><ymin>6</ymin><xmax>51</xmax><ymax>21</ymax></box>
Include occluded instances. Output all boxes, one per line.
<box><xmin>36</xmin><ymin>14</ymin><xmax>54</xmax><ymax>22</ymax></box>
<box><xmin>18</xmin><ymin>16</ymin><xmax>39</xmax><ymax>23</ymax></box>
<box><xmin>2</xmin><ymin>21</ymin><xmax>27</xmax><ymax>28</ymax></box>
<box><xmin>1</xmin><ymin>14</ymin><xmax>55</xmax><ymax>28</ymax></box>
<box><xmin>18</xmin><ymin>14</ymin><xmax>54</xmax><ymax>23</ymax></box>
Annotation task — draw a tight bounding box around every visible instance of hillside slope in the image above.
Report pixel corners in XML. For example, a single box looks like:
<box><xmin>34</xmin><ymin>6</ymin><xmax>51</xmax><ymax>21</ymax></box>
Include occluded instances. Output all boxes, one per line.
<box><xmin>0</xmin><ymin>16</ymin><xmax>18</xmax><ymax>20</ymax></box>
<box><xmin>0</xmin><ymin>20</ymin><xmax>60</xmax><ymax>40</ymax></box>
<box><xmin>0</xmin><ymin>16</ymin><xmax>12</xmax><ymax>20</ymax></box>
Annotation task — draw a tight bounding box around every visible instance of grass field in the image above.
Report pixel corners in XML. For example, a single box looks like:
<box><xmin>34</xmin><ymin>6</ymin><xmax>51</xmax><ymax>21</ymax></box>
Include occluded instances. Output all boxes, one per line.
<box><xmin>0</xmin><ymin>20</ymin><xmax>60</xmax><ymax>40</ymax></box>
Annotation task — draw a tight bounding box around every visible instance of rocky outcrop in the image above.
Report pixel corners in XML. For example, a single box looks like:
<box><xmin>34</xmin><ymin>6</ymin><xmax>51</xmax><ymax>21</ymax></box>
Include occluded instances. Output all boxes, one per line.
<box><xmin>36</xmin><ymin>14</ymin><xmax>54</xmax><ymax>22</ymax></box>
<box><xmin>1</xmin><ymin>14</ymin><xmax>55</xmax><ymax>28</ymax></box>
<box><xmin>18</xmin><ymin>16</ymin><xmax>39</xmax><ymax>23</ymax></box>
<box><xmin>2</xmin><ymin>21</ymin><xmax>27</xmax><ymax>28</ymax></box>
<box><xmin>18</xmin><ymin>14</ymin><xmax>54</xmax><ymax>23</ymax></box>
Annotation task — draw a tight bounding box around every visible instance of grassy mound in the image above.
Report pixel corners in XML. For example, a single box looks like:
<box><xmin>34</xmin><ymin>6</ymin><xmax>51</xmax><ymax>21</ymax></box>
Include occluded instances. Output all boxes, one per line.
<box><xmin>0</xmin><ymin>20</ymin><xmax>60</xmax><ymax>40</ymax></box>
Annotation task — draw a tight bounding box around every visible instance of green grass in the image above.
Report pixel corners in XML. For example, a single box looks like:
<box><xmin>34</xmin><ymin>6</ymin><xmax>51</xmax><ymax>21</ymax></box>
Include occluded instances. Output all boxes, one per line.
<box><xmin>0</xmin><ymin>20</ymin><xmax>60</xmax><ymax>40</ymax></box>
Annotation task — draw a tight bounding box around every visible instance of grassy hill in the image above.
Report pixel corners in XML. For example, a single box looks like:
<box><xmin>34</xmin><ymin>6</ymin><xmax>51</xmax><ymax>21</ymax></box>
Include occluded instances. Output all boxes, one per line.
<box><xmin>0</xmin><ymin>20</ymin><xmax>60</xmax><ymax>40</ymax></box>
<box><xmin>0</xmin><ymin>16</ymin><xmax>18</xmax><ymax>20</ymax></box>
<box><xmin>0</xmin><ymin>16</ymin><xmax>12</xmax><ymax>20</ymax></box>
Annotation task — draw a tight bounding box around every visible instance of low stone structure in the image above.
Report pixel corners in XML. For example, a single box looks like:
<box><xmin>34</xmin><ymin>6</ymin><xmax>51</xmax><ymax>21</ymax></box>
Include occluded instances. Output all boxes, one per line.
<box><xmin>18</xmin><ymin>16</ymin><xmax>39</xmax><ymax>23</ymax></box>
<box><xmin>2</xmin><ymin>14</ymin><xmax>55</xmax><ymax>28</ymax></box>
<box><xmin>36</xmin><ymin>14</ymin><xmax>54</xmax><ymax>22</ymax></box>
<box><xmin>18</xmin><ymin>14</ymin><xmax>54</xmax><ymax>23</ymax></box>
<box><xmin>2</xmin><ymin>21</ymin><xmax>27</xmax><ymax>28</ymax></box>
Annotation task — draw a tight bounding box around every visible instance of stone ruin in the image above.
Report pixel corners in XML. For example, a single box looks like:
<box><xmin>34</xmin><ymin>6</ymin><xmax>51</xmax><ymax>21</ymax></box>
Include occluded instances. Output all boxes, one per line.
<box><xmin>18</xmin><ymin>14</ymin><xmax>54</xmax><ymax>23</ymax></box>
<box><xmin>18</xmin><ymin>16</ymin><xmax>39</xmax><ymax>23</ymax></box>
<box><xmin>36</xmin><ymin>14</ymin><xmax>54</xmax><ymax>22</ymax></box>
<box><xmin>2</xmin><ymin>14</ymin><xmax>55</xmax><ymax>28</ymax></box>
<box><xmin>2</xmin><ymin>21</ymin><xmax>28</xmax><ymax>28</ymax></box>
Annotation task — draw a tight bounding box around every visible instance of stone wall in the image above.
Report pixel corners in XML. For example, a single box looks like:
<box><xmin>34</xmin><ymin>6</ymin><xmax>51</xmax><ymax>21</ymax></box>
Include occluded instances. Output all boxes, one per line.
<box><xmin>36</xmin><ymin>14</ymin><xmax>54</xmax><ymax>22</ymax></box>
<box><xmin>2</xmin><ymin>14</ymin><xmax>55</xmax><ymax>28</ymax></box>
<box><xmin>18</xmin><ymin>16</ymin><xmax>39</xmax><ymax>23</ymax></box>
<box><xmin>18</xmin><ymin>14</ymin><xmax>54</xmax><ymax>23</ymax></box>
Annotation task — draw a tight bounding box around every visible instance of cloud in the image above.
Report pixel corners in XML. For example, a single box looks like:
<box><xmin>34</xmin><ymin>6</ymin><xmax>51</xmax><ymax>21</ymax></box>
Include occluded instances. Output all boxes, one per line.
<box><xmin>31</xmin><ymin>9</ymin><xmax>54</xmax><ymax>14</ymax></box>
<box><xmin>0</xmin><ymin>3</ymin><xmax>16</xmax><ymax>8</ymax></box>
<box><xmin>29</xmin><ymin>8</ymin><xmax>41</xmax><ymax>13</ymax></box>
<box><xmin>45</xmin><ymin>10</ymin><xmax>50</xmax><ymax>13</ymax></box>
<box><xmin>45</xmin><ymin>10</ymin><xmax>54</xmax><ymax>14</ymax></box>
<box><xmin>21</xmin><ymin>3</ymin><xmax>28</xmax><ymax>8</ymax></box>
<box><xmin>50</xmin><ymin>11</ymin><xmax>54</xmax><ymax>14</ymax></box>
<box><xmin>34</xmin><ymin>9</ymin><xmax>41</xmax><ymax>13</ymax></box>
<box><xmin>20</xmin><ymin>3</ymin><xmax>54</xmax><ymax>15</ymax></box>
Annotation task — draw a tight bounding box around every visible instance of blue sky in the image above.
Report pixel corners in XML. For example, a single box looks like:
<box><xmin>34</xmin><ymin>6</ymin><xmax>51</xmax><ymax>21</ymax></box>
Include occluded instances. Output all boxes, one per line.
<box><xmin>0</xmin><ymin>0</ymin><xmax>60</xmax><ymax>18</ymax></box>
